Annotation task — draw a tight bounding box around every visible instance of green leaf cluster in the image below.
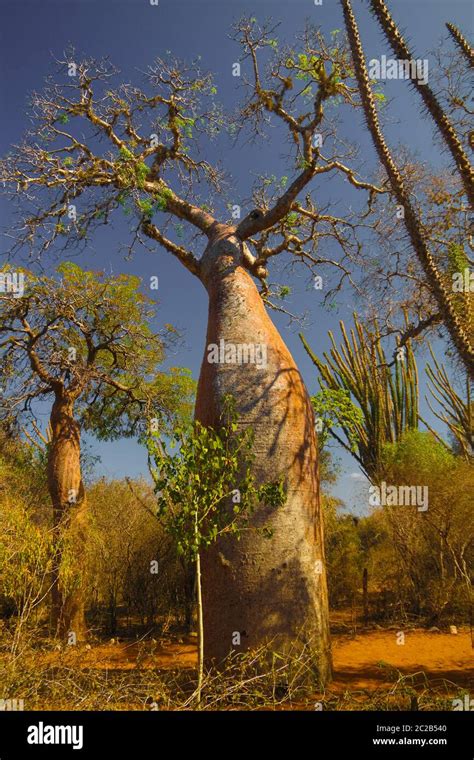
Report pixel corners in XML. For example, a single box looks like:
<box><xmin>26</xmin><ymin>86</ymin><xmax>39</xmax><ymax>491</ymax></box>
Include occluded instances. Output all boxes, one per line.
<box><xmin>148</xmin><ymin>396</ymin><xmax>286</xmax><ymax>559</ymax></box>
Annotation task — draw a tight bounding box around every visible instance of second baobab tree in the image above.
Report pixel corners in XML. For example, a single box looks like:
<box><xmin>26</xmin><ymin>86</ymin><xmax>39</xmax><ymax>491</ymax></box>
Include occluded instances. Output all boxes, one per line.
<box><xmin>0</xmin><ymin>263</ymin><xmax>192</xmax><ymax>640</ymax></box>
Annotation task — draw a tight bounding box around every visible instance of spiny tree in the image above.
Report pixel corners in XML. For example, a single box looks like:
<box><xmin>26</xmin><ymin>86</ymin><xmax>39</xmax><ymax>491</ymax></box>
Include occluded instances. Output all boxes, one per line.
<box><xmin>0</xmin><ymin>23</ymin><xmax>393</xmax><ymax>677</ymax></box>
<box><xmin>358</xmin><ymin>161</ymin><xmax>470</xmax><ymax>355</ymax></box>
<box><xmin>341</xmin><ymin>0</ymin><xmax>474</xmax><ymax>378</ymax></box>
<box><xmin>0</xmin><ymin>263</ymin><xmax>192</xmax><ymax>640</ymax></box>
<box><xmin>300</xmin><ymin>314</ymin><xmax>419</xmax><ymax>482</ymax></box>
<box><xmin>423</xmin><ymin>346</ymin><xmax>473</xmax><ymax>461</ymax></box>
<box><xmin>445</xmin><ymin>22</ymin><xmax>474</xmax><ymax>67</ymax></box>
<box><xmin>366</xmin><ymin>0</ymin><xmax>474</xmax><ymax>205</ymax></box>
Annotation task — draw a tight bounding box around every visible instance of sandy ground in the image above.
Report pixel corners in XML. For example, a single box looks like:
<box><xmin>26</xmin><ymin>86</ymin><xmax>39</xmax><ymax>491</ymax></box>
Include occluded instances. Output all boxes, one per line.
<box><xmin>41</xmin><ymin>628</ymin><xmax>473</xmax><ymax>693</ymax></box>
<box><xmin>330</xmin><ymin>630</ymin><xmax>473</xmax><ymax>691</ymax></box>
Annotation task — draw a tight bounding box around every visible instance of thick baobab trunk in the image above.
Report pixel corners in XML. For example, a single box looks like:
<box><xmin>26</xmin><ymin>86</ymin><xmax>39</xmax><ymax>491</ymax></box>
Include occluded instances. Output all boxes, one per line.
<box><xmin>195</xmin><ymin>232</ymin><xmax>332</xmax><ymax>684</ymax></box>
<box><xmin>47</xmin><ymin>393</ymin><xmax>88</xmax><ymax>641</ymax></box>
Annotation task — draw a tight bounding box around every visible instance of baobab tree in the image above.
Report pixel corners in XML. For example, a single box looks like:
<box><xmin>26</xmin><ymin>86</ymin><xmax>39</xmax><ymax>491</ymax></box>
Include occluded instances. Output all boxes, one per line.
<box><xmin>0</xmin><ymin>262</ymin><xmax>192</xmax><ymax>639</ymax></box>
<box><xmin>0</xmin><ymin>20</ymin><xmax>402</xmax><ymax>679</ymax></box>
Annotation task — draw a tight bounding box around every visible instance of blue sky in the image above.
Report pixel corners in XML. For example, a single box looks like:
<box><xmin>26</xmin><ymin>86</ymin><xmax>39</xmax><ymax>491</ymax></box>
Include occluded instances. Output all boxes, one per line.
<box><xmin>1</xmin><ymin>0</ymin><xmax>471</xmax><ymax>510</ymax></box>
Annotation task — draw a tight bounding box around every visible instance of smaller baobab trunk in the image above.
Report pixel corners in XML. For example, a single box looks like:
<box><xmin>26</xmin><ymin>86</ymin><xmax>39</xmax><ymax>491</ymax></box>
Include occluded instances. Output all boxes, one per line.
<box><xmin>47</xmin><ymin>391</ymin><xmax>88</xmax><ymax>641</ymax></box>
<box><xmin>0</xmin><ymin>265</ymin><xmax>185</xmax><ymax>640</ymax></box>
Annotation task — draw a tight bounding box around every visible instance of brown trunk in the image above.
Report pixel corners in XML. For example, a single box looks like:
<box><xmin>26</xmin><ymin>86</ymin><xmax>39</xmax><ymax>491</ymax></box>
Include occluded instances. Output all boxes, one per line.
<box><xmin>47</xmin><ymin>393</ymin><xmax>88</xmax><ymax>641</ymax></box>
<box><xmin>362</xmin><ymin>567</ymin><xmax>369</xmax><ymax>626</ymax></box>
<box><xmin>195</xmin><ymin>232</ymin><xmax>332</xmax><ymax>684</ymax></box>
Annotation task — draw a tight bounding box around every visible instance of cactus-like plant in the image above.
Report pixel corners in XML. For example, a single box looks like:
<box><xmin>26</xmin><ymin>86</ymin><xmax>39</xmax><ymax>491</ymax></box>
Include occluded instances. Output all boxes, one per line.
<box><xmin>423</xmin><ymin>346</ymin><xmax>473</xmax><ymax>461</ymax></box>
<box><xmin>367</xmin><ymin>0</ymin><xmax>474</xmax><ymax>205</ymax></box>
<box><xmin>300</xmin><ymin>313</ymin><xmax>419</xmax><ymax>482</ymax></box>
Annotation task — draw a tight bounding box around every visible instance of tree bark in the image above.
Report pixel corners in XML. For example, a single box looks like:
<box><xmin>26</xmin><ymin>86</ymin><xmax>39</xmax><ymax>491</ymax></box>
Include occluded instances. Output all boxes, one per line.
<box><xmin>195</xmin><ymin>232</ymin><xmax>332</xmax><ymax>685</ymax></box>
<box><xmin>181</xmin><ymin>557</ymin><xmax>196</xmax><ymax>633</ymax></box>
<box><xmin>195</xmin><ymin>548</ymin><xmax>204</xmax><ymax>705</ymax></box>
<box><xmin>47</xmin><ymin>393</ymin><xmax>88</xmax><ymax>641</ymax></box>
<box><xmin>362</xmin><ymin>567</ymin><xmax>369</xmax><ymax>626</ymax></box>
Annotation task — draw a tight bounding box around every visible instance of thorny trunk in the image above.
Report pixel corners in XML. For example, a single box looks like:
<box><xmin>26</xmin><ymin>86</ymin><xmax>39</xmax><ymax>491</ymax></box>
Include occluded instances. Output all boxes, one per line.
<box><xmin>367</xmin><ymin>0</ymin><xmax>474</xmax><ymax>206</ymax></box>
<box><xmin>47</xmin><ymin>393</ymin><xmax>88</xmax><ymax>641</ymax></box>
<box><xmin>342</xmin><ymin>0</ymin><xmax>474</xmax><ymax>379</ymax></box>
<box><xmin>195</xmin><ymin>232</ymin><xmax>332</xmax><ymax>685</ymax></box>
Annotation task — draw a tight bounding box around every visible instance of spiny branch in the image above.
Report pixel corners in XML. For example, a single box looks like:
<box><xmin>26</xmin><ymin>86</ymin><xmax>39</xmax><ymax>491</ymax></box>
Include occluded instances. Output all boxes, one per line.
<box><xmin>446</xmin><ymin>22</ymin><xmax>474</xmax><ymax>68</ymax></box>
<box><xmin>341</xmin><ymin>0</ymin><xmax>474</xmax><ymax>378</ymax></box>
<box><xmin>367</xmin><ymin>0</ymin><xmax>474</xmax><ymax>205</ymax></box>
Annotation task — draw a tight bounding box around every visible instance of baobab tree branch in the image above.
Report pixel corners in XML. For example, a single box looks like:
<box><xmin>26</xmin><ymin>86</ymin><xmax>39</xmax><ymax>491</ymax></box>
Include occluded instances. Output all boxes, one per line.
<box><xmin>143</xmin><ymin>182</ymin><xmax>216</xmax><ymax>237</ymax></box>
<box><xmin>237</xmin><ymin>164</ymin><xmax>318</xmax><ymax>239</ymax></box>
<box><xmin>96</xmin><ymin>373</ymin><xmax>140</xmax><ymax>397</ymax></box>
<box><xmin>0</xmin><ymin>49</ymin><xmax>222</xmax><ymax>259</ymax></box>
<box><xmin>9</xmin><ymin>312</ymin><xmax>63</xmax><ymax>390</ymax></box>
<box><xmin>234</xmin><ymin>17</ymin><xmax>370</xmax><ymax>241</ymax></box>
<box><xmin>142</xmin><ymin>220</ymin><xmax>201</xmax><ymax>277</ymax></box>
<box><xmin>317</xmin><ymin>159</ymin><xmax>389</xmax><ymax>194</ymax></box>
<box><xmin>238</xmin><ymin>156</ymin><xmax>387</xmax><ymax>241</ymax></box>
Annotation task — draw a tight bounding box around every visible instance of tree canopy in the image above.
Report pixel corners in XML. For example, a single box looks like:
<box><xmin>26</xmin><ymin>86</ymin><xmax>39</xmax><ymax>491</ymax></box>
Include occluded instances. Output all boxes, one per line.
<box><xmin>0</xmin><ymin>262</ymin><xmax>194</xmax><ymax>437</ymax></box>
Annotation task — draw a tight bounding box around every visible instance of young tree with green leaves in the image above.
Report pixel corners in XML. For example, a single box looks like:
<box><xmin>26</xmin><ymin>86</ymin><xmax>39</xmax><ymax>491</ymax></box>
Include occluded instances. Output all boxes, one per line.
<box><xmin>0</xmin><ymin>263</ymin><xmax>193</xmax><ymax>639</ymax></box>
<box><xmin>148</xmin><ymin>397</ymin><xmax>286</xmax><ymax>702</ymax></box>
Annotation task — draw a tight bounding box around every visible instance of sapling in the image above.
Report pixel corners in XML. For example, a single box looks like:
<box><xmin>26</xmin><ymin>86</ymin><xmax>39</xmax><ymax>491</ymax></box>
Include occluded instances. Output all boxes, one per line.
<box><xmin>148</xmin><ymin>396</ymin><xmax>285</xmax><ymax>705</ymax></box>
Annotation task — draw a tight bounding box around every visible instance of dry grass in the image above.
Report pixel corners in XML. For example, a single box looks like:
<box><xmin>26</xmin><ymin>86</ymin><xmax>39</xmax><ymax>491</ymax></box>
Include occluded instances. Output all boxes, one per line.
<box><xmin>0</xmin><ymin>627</ymin><xmax>471</xmax><ymax>711</ymax></box>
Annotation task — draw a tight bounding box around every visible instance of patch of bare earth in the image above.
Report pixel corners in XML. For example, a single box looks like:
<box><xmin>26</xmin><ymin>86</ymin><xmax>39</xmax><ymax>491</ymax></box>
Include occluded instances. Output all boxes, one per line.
<box><xmin>38</xmin><ymin>628</ymin><xmax>473</xmax><ymax>693</ymax></box>
<box><xmin>8</xmin><ymin>617</ymin><xmax>472</xmax><ymax>709</ymax></box>
<box><xmin>330</xmin><ymin>630</ymin><xmax>473</xmax><ymax>692</ymax></box>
